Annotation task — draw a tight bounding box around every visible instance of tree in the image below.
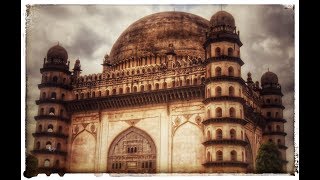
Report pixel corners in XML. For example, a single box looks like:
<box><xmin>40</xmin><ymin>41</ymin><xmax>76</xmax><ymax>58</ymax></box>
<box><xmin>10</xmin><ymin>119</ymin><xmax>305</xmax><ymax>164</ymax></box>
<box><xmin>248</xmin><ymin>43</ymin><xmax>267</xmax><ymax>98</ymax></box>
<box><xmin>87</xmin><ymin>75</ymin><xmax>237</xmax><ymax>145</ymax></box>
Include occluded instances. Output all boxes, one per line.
<box><xmin>23</xmin><ymin>154</ymin><xmax>39</xmax><ymax>178</ymax></box>
<box><xmin>255</xmin><ymin>142</ymin><xmax>283</xmax><ymax>173</ymax></box>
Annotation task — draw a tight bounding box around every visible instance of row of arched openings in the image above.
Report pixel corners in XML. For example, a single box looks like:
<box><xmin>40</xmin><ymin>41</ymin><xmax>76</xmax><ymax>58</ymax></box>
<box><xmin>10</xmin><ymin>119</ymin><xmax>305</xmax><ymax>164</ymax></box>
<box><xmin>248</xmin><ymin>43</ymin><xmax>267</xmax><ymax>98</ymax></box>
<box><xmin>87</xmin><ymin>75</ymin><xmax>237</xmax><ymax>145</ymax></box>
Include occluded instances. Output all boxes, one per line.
<box><xmin>206</xmin><ymin>150</ymin><xmax>244</xmax><ymax>162</ymax></box>
<box><xmin>37</xmin><ymin>124</ymin><xmax>63</xmax><ymax>133</ymax></box>
<box><xmin>207</xmin><ymin>86</ymin><xmax>236</xmax><ymax>97</ymax></box>
<box><xmin>39</xmin><ymin>107</ymin><xmax>64</xmax><ymax>116</ymax></box>
<box><xmin>206</xmin><ymin>129</ymin><xmax>244</xmax><ymax>140</ymax></box>
<box><xmin>207</xmin><ymin>107</ymin><xmax>242</xmax><ymax>118</ymax></box>
<box><xmin>215</xmin><ymin>47</ymin><xmax>235</xmax><ymax>57</ymax></box>
<box><xmin>35</xmin><ymin>141</ymin><xmax>62</xmax><ymax>151</ymax></box>
<box><xmin>41</xmin><ymin>92</ymin><xmax>65</xmax><ymax>100</ymax></box>
<box><xmin>208</xmin><ymin>66</ymin><xmax>235</xmax><ymax>77</ymax></box>
<box><xmin>42</xmin><ymin>75</ymin><xmax>67</xmax><ymax>84</ymax></box>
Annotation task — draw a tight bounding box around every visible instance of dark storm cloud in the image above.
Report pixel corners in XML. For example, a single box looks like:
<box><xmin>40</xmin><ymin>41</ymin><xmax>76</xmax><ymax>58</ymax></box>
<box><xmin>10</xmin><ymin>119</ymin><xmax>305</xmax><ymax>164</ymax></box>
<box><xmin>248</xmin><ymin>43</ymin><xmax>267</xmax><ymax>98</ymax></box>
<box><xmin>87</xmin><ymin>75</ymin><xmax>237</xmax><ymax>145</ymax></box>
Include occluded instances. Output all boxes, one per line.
<box><xmin>25</xmin><ymin>5</ymin><xmax>295</xmax><ymax>172</ymax></box>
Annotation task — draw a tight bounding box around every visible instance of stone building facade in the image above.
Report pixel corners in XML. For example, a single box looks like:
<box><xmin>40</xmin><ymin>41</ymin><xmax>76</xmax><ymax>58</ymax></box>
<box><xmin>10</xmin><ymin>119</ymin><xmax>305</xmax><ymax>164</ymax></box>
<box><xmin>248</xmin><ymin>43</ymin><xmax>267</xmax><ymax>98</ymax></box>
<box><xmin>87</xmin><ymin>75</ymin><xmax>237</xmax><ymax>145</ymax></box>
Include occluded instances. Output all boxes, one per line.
<box><xmin>31</xmin><ymin>10</ymin><xmax>288</xmax><ymax>174</ymax></box>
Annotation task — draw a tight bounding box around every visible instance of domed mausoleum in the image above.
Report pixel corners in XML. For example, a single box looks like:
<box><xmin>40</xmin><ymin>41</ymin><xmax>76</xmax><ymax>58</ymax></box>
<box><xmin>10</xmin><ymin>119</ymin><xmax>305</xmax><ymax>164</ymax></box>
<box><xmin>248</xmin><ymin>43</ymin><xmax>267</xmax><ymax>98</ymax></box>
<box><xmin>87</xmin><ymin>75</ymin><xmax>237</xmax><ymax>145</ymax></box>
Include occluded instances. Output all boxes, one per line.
<box><xmin>32</xmin><ymin>11</ymin><xmax>287</xmax><ymax>175</ymax></box>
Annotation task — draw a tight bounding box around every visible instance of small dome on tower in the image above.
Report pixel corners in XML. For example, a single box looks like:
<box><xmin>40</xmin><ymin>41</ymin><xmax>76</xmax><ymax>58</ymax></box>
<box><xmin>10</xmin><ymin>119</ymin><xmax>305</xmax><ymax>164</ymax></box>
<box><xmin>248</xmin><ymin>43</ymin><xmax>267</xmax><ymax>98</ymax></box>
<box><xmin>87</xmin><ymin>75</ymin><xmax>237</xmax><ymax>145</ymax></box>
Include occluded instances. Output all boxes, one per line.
<box><xmin>210</xmin><ymin>11</ymin><xmax>235</xmax><ymax>27</ymax></box>
<box><xmin>47</xmin><ymin>44</ymin><xmax>68</xmax><ymax>63</ymax></box>
<box><xmin>261</xmin><ymin>71</ymin><xmax>279</xmax><ymax>85</ymax></box>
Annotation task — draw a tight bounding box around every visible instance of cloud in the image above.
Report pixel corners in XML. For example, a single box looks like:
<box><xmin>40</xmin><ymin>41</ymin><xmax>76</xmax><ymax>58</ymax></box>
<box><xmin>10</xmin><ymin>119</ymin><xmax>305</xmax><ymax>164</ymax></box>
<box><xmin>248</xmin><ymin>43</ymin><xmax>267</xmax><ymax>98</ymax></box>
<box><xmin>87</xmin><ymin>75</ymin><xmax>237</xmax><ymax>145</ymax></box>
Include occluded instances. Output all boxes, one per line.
<box><xmin>25</xmin><ymin>4</ymin><xmax>295</xmax><ymax>172</ymax></box>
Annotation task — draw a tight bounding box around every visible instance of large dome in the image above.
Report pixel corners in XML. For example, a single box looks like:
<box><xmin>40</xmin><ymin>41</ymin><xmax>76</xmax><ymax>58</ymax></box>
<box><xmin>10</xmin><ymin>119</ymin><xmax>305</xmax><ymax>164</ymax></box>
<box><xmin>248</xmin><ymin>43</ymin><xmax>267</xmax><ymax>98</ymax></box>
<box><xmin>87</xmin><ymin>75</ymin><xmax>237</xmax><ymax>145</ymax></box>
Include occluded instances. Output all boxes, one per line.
<box><xmin>109</xmin><ymin>11</ymin><xmax>209</xmax><ymax>64</ymax></box>
<box><xmin>47</xmin><ymin>44</ymin><xmax>68</xmax><ymax>63</ymax></box>
<box><xmin>210</xmin><ymin>11</ymin><xmax>235</xmax><ymax>27</ymax></box>
<box><xmin>261</xmin><ymin>71</ymin><xmax>279</xmax><ymax>85</ymax></box>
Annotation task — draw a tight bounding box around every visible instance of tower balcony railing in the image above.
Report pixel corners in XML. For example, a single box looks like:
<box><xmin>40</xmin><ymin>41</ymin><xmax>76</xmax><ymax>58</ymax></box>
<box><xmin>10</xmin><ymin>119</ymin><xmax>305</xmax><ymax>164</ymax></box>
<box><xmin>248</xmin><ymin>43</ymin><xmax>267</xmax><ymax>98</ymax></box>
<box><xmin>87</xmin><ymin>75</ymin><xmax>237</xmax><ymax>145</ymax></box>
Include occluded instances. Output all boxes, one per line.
<box><xmin>202</xmin><ymin>117</ymin><xmax>248</xmax><ymax>126</ymax></box>
<box><xmin>36</xmin><ymin>98</ymin><xmax>66</xmax><ymax>105</ymax></box>
<box><xmin>261</xmin><ymin>104</ymin><xmax>285</xmax><ymax>109</ymax></box>
<box><xmin>31</xmin><ymin>149</ymin><xmax>67</xmax><ymax>156</ymax></box>
<box><xmin>38</xmin><ymin>82</ymin><xmax>72</xmax><ymax>90</ymax></box>
<box><xmin>203</xmin><ymin>96</ymin><xmax>245</xmax><ymax>105</ymax></box>
<box><xmin>205</xmin><ymin>56</ymin><xmax>244</xmax><ymax>66</ymax></box>
<box><xmin>202</xmin><ymin>161</ymin><xmax>248</xmax><ymax>168</ymax></box>
<box><xmin>202</xmin><ymin>139</ymin><xmax>248</xmax><ymax>146</ymax></box>
<box><xmin>265</xmin><ymin>117</ymin><xmax>287</xmax><ymax>123</ymax></box>
<box><xmin>32</xmin><ymin>132</ymin><xmax>68</xmax><ymax>139</ymax></box>
<box><xmin>34</xmin><ymin>115</ymin><xmax>70</xmax><ymax>123</ymax></box>
<box><xmin>262</xmin><ymin>131</ymin><xmax>287</xmax><ymax>136</ymax></box>
<box><xmin>41</xmin><ymin>63</ymin><xmax>71</xmax><ymax>75</ymax></box>
<box><xmin>205</xmin><ymin>76</ymin><xmax>246</xmax><ymax>85</ymax></box>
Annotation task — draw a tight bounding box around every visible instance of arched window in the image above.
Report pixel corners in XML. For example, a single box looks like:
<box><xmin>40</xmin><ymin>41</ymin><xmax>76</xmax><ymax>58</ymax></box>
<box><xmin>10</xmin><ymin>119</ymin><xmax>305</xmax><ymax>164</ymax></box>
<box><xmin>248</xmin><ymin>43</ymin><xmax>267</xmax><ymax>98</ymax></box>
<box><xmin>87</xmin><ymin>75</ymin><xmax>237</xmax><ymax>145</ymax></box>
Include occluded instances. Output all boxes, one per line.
<box><xmin>266</xmin><ymin>99</ymin><xmax>271</xmax><ymax>104</ymax></box>
<box><xmin>215</xmin><ymin>47</ymin><xmax>221</xmax><ymax>56</ymax></box>
<box><xmin>163</xmin><ymin>82</ymin><xmax>167</xmax><ymax>89</ymax></box>
<box><xmin>275</xmin><ymin>112</ymin><xmax>279</xmax><ymax>118</ymax></box>
<box><xmin>76</xmin><ymin>94</ymin><xmax>79</xmax><ymax>100</ymax></box>
<box><xmin>47</xmin><ymin>124</ymin><xmax>53</xmax><ymax>132</ymax></box>
<box><xmin>230</xmin><ymin>129</ymin><xmax>236</xmax><ymax>139</ymax></box>
<box><xmin>98</xmin><ymin>91</ymin><xmax>101</xmax><ymax>97</ymax></box>
<box><xmin>134</xmin><ymin>147</ymin><xmax>137</xmax><ymax>153</ymax></box>
<box><xmin>276</xmin><ymin>125</ymin><xmax>281</xmax><ymax>132</ymax></box>
<box><xmin>207</xmin><ymin>130</ymin><xmax>211</xmax><ymax>140</ymax></box>
<box><xmin>131</xmin><ymin>147</ymin><xmax>134</xmax><ymax>153</ymax></box>
<box><xmin>56</xmin><ymin>143</ymin><xmax>61</xmax><ymax>150</ymax></box>
<box><xmin>40</xmin><ymin>108</ymin><xmax>44</xmax><ymax>115</ymax></box>
<box><xmin>193</xmin><ymin>78</ymin><xmax>198</xmax><ymax>85</ymax></box>
<box><xmin>216</xmin><ymin>129</ymin><xmax>223</xmax><ymax>140</ymax></box>
<box><xmin>133</xmin><ymin>86</ymin><xmax>137</xmax><ymax>92</ymax></box>
<box><xmin>38</xmin><ymin>125</ymin><xmax>42</xmax><ymax>132</ymax></box>
<box><xmin>119</xmin><ymin>88</ymin><xmax>123</xmax><ymax>94</ymax></box>
<box><xmin>112</xmin><ymin>89</ymin><xmax>116</xmax><ymax>95</ymax></box>
<box><xmin>216</xmin><ymin>107</ymin><xmax>222</xmax><ymax>117</ymax></box>
<box><xmin>36</xmin><ymin>141</ymin><xmax>40</xmax><ymax>149</ymax></box>
<box><xmin>80</xmin><ymin>93</ymin><xmax>84</xmax><ymax>99</ymax></box>
<box><xmin>231</xmin><ymin>150</ymin><xmax>237</xmax><ymax>161</ymax></box>
<box><xmin>228</xmin><ymin>66</ymin><xmax>234</xmax><ymax>76</ymax></box>
<box><xmin>86</xmin><ymin>92</ymin><xmax>90</xmax><ymax>98</ymax></box>
<box><xmin>207</xmin><ymin>88</ymin><xmax>211</xmax><ymax>97</ymax></box>
<box><xmin>45</xmin><ymin>141</ymin><xmax>52</xmax><ymax>150</ymax></box>
<box><xmin>60</xmin><ymin>109</ymin><xmax>63</xmax><ymax>116</ymax></box>
<box><xmin>140</xmin><ymin>85</ymin><xmax>144</xmax><ymax>92</ymax></box>
<box><xmin>126</xmin><ymin>87</ymin><xmax>130</xmax><ymax>93</ymax></box>
<box><xmin>172</xmin><ymin>81</ymin><xmax>175</xmax><ymax>88</ymax></box>
<box><xmin>58</xmin><ymin>126</ymin><xmax>62</xmax><ymax>133</ymax></box>
<box><xmin>179</xmin><ymin>79</ymin><xmax>183</xmax><ymax>86</ymax></box>
<box><xmin>52</xmin><ymin>76</ymin><xmax>58</xmax><ymax>83</ymax></box>
<box><xmin>42</xmin><ymin>92</ymin><xmax>46</xmax><ymax>99</ymax></box>
<box><xmin>228</xmin><ymin>48</ymin><xmax>233</xmax><ymax>56</ymax></box>
<box><xmin>215</xmin><ymin>67</ymin><xmax>222</xmax><ymax>76</ymax></box>
<box><xmin>242</xmin><ymin>151</ymin><xmax>244</xmax><ymax>162</ymax></box>
<box><xmin>229</xmin><ymin>86</ymin><xmax>235</xmax><ymax>96</ymax></box>
<box><xmin>61</xmin><ymin>93</ymin><xmax>65</xmax><ymax>100</ymax></box>
<box><xmin>268</xmin><ymin>125</ymin><xmax>272</xmax><ymax>132</ymax></box>
<box><xmin>147</xmin><ymin>84</ymin><xmax>152</xmax><ymax>91</ymax></box>
<box><xmin>207</xmin><ymin>151</ymin><xmax>211</xmax><ymax>161</ymax></box>
<box><xmin>55</xmin><ymin>160</ymin><xmax>60</xmax><ymax>167</ymax></box>
<box><xmin>216</xmin><ymin>151</ymin><xmax>223</xmax><ymax>161</ymax></box>
<box><xmin>229</xmin><ymin>107</ymin><xmax>235</xmax><ymax>117</ymax></box>
<box><xmin>207</xmin><ymin>109</ymin><xmax>211</xmax><ymax>118</ymax></box>
<box><xmin>215</xmin><ymin>86</ymin><xmax>222</xmax><ymax>96</ymax></box>
<box><xmin>44</xmin><ymin>159</ymin><xmax>50</xmax><ymax>167</ymax></box>
<box><xmin>49</xmin><ymin>107</ymin><xmax>55</xmax><ymax>115</ymax></box>
<box><xmin>277</xmin><ymin>139</ymin><xmax>281</xmax><ymax>145</ymax></box>
<box><xmin>106</xmin><ymin>90</ymin><xmax>110</xmax><ymax>96</ymax></box>
<box><xmin>92</xmin><ymin>91</ymin><xmax>95</xmax><ymax>97</ymax></box>
<box><xmin>186</xmin><ymin>79</ymin><xmax>190</xmax><ymax>86</ymax></box>
<box><xmin>155</xmin><ymin>83</ymin><xmax>159</xmax><ymax>90</ymax></box>
<box><xmin>51</xmin><ymin>92</ymin><xmax>56</xmax><ymax>99</ymax></box>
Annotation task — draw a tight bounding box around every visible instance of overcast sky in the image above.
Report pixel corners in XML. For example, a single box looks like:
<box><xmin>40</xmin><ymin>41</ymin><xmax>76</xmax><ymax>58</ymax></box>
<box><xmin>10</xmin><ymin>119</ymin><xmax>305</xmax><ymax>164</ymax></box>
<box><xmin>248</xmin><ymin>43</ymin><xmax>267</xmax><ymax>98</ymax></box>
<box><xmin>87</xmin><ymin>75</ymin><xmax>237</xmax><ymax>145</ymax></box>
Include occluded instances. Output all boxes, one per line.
<box><xmin>25</xmin><ymin>4</ymin><xmax>295</xmax><ymax>172</ymax></box>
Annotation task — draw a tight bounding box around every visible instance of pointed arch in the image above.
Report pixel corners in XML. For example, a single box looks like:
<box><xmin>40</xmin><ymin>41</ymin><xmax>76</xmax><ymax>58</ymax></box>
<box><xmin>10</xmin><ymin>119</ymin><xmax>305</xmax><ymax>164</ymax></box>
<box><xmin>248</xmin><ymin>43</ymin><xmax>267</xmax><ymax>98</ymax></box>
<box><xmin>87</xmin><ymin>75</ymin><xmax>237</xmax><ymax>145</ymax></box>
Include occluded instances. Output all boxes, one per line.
<box><xmin>107</xmin><ymin>126</ymin><xmax>156</xmax><ymax>173</ymax></box>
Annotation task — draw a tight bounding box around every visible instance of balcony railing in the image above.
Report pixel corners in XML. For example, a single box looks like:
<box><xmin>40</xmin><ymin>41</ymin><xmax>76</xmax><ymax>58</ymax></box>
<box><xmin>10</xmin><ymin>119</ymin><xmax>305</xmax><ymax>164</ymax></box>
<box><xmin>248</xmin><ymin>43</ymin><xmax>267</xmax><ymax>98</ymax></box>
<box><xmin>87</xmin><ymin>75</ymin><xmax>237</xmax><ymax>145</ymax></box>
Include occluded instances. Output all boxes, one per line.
<box><xmin>263</xmin><ymin>131</ymin><xmax>287</xmax><ymax>136</ymax></box>
<box><xmin>265</xmin><ymin>118</ymin><xmax>287</xmax><ymax>123</ymax></box>
<box><xmin>202</xmin><ymin>161</ymin><xmax>248</xmax><ymax>168</ymax></box>
<box><xmin>34</xmin><ymin>115</ymin><xmax>70</xmax><ymax>123</ymax></box>
<box><xmin>31</xmin><ymin>149</ymin><xmax>67</xmax><ymax>156</ymax></box>
<box><xmin>203</xmin><ymin>96</ymin><xmax>245</xmax><ymax>105</ymax></box>
<box><xmin>202</xmin><ymin>117</ymin><xmax>248</xmax><ymax>126</ymax></box>
<box><xmin>36</xmin><ymin>99</ymin><xmax>66</xmax><ymax>105</ymax></box>
<box><xmin>205</xmin><ymin>56</ymin><xmax>244</xmax><ymax>66</ymax></box>
<box><xmin>205</xmin><ymin>76</ymin><xmax>246</xmax><ymax>85</ymax></box>
<box><xmin>32</xmin><ymin>132</ymin><xmax>68</xmax><ymax>139</ymax></box>
<box><xmin>202</xmin><ymin>139</ymin><xmax>248</xmax><ymax>146</ymax></box>
<box><xmin>261</xmin><ymin>104</ymin><xmax>285</xmax><ymax>109</ymax></box>
<box><xmin>38</xmin><ymin>82</ymin><xmax>72</xmax><ymax>90</ymax></box>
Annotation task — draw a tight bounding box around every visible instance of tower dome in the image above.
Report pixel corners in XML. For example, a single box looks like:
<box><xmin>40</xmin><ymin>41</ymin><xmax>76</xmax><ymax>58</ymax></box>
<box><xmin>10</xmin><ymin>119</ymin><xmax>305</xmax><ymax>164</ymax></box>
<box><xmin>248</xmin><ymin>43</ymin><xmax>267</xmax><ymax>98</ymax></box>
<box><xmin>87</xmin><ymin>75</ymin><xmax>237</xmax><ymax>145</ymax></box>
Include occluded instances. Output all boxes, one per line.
<box><xmin>261</xmin><ymin>71</ymin><xmax>279</xmax><ymax>85</ymax></box>
<box><xmin>47</xmin><ymin>44</ymin><xmax>68</xmax><ymax>63</ymax></box>
<box><xmin>210</xmin><ymin>10</ymin><xmax>235</xmax><ymax>27</ymax></box>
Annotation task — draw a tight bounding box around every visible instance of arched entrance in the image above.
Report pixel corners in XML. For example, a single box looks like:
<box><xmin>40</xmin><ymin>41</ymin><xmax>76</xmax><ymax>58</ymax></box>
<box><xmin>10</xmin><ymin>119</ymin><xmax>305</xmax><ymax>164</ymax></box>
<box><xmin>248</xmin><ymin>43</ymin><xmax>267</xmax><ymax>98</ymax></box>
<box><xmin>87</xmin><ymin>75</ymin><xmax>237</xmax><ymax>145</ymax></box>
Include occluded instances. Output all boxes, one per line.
<box><xmin>107</xmin><ymin>127</ymin><xmax>157</xmax><ymax>173</ymax></box>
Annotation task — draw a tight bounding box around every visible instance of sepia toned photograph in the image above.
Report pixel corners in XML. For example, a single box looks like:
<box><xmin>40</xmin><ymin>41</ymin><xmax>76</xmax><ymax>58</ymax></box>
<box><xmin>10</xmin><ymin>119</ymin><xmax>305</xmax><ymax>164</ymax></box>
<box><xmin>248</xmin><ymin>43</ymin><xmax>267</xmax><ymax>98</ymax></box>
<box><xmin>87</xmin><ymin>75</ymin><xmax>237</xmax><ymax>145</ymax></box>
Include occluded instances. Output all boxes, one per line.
<box><xmin>24</xmin><ymin>4</ymin><xmax>296</xmax><ymax>177</ymax></box>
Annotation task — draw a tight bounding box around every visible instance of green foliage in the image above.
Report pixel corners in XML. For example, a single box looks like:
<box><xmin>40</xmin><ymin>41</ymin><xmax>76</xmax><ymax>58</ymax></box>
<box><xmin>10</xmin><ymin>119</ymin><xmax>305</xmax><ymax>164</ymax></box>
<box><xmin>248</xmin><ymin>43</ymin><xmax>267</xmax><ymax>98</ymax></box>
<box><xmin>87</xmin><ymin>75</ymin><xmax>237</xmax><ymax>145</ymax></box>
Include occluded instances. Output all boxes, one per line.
<box><xmin>255</xmin><ymin>142</ymin><xmax>283</xmax><ymax>173</ymax></box>
<box><xmin>23</xmin><ymin>154</ymin><xmax>39</xmax><ymax>178</ymax></box>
